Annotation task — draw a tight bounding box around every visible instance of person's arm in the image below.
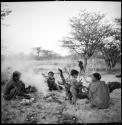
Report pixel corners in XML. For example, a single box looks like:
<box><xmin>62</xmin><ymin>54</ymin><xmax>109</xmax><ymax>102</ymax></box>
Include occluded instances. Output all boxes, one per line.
<box><xmin>42</xmin><ymin>73</ymin><xmax>48</xmax><ymax>78</ymax></box>
<box><xmin>58</xmin><ymin>68</ymin><xmax>67</xmax><ymax>85</ymax></box>
<box><xmin>88</xmin><ymin>83</ymin><xmax>99</xmax><ymax>99</ymax></box>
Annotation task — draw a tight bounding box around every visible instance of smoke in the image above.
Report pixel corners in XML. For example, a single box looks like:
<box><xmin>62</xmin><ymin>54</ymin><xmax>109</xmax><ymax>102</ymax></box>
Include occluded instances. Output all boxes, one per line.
<box><xmin>1</xmin><ymin>55</ymin><xmax>49</xmax><ymax>95</ymax></box>
<box><xmin>21</xmin><ymin>70</ymin><xmax>49</xmax><ymax>95</ymax></box>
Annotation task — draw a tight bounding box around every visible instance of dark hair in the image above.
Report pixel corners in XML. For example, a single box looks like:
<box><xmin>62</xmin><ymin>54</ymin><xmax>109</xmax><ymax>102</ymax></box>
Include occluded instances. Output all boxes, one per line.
<box><xmin>13</xmin><ymin>71</ymin><xmax>21</xmax><ymax>78</ymax></box>
<box><xmin>71</xmin><ymin>69</ymin><xmax>79</xmax><ymax>76</ymax></box>
<box><xmin>48</xmin><ymin>71</ymin><xmax>54</xmax><ymax>75</ymax></box>
<box><xmin>93</xmin><ymin>73</ymin><xmax>101</xmax><ymax>80</ymax></box>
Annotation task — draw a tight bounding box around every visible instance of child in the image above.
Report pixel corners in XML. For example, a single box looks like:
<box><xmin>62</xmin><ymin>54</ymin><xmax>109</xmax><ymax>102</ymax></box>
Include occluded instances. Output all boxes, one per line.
<box><xmin>47</xmin><ymin>71</ymin><xmax>63</xmax><ymax>91</ymax></box>
<box><xmin>69</xmin><ymin>69</ymin><xmax>82</xmax><ymax>105</ymax></box>
<box><xmin>83</xmin><ymin>73</ymin><xmax>110</xmax><ymax>109</ymax></box>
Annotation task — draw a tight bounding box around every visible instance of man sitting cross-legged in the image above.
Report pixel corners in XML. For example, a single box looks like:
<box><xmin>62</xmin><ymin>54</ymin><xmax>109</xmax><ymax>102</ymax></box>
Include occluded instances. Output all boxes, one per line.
<box><xmin>3</xmin><ymin>71</ymin><xmax>31</xmax><ymax>100</ymax></box>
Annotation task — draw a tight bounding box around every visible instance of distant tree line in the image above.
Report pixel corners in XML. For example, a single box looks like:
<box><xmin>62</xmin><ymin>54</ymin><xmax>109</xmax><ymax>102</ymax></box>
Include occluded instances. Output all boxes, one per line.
<box><xmin>32</xmin><ymin>47</ymin><xmax>62</xmax><ymax>60</ymax></box>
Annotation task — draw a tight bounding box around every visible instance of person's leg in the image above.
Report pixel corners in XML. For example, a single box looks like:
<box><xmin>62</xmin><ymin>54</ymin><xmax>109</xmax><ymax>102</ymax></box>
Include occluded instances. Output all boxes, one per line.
<box><xmin>17</xmin><ymin>90</ymin><xmax>31</xmax><ymax>99</ymax></box>
<box><xmin>72</xmin><ymin>93</ymin><xmax>77</xmax><ymax>105</ymax></box>
<box><xmin>4</xmin><ymin>88</ymin><xmax>18</xmax><ymax>100</ymax></box>
<box><xmin>48</xmin><ymin>84</ymin><xmax>53</xmax><ymax>91</ymax></box>
<box><xmin>70</xmin><ymin>87</ymin><xmax>77</xmax><ymax>105</ymax></box>
<box><xmin>65</xmin><ymin>85</ymin><xmax>71</xmax><ymax>100</ymax></box>
<box><xmin>52</xmin><ymin>84</ymin><xmax>59</xmax><ymax>90</ymax></box>
<box><xmin>58</xmin><ymin>85</ymin><xmax>63</xmax><ymax>90</ymax></box>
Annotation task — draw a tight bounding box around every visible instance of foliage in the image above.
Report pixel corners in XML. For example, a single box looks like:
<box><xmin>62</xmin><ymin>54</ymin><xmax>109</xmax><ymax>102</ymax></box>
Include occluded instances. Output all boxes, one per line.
<box><xmin>1</xmin><ymin>4</ymin><xmax>12</xmax><ymax>20</ymax></box>
<box><xmin>113</xmin><ymin>18</ymin><xmax>121</xmax><ymax>45</ymax></box>
<box><xmin>32</xmin><ymin>47</ymin><xmax>61</xmax><ymax>59</ymax></box>
<box><xmin>100</xmin><ymin>39</ymin><xmax>121</xmax><ymax>71</ymax></box>
<box><xmin>99</xmin><ymin>18</ymin><xmax>121</xmax><ymax>71</ymax></box>
<box><xmin>40</xmin><ymin>49</ymin><xmax>61</xmax><ymax>59</ymax></box>
<box><xmin>60</xmin><ymin>10</ymin><xmax>113</xmax><ymax>70</ymax></box>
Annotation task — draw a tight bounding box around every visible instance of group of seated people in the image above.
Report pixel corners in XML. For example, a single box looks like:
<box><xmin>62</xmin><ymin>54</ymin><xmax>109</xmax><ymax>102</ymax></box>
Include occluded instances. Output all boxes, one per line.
<box><xmin>43</xmin><ymin>68</ymin><xmax>110</xmax><ymax>109</ymax></box>
<box><xmin>3</xmin><ymin>64</ymin><xmax>120</xmax><ymax>109</ymax></box>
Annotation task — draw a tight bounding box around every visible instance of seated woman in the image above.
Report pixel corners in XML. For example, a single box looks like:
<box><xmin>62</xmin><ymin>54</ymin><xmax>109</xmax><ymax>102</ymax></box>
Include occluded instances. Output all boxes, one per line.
<box><xmin>83</xmin><ymin>73</ymin><xmax>110</xmax><ymax>109</ymax></box>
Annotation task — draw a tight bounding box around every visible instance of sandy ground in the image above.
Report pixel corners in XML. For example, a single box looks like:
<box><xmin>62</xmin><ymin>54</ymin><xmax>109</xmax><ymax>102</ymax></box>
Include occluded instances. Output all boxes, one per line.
<box><xmin>1</xmin><ymin>76</ymin><xmax>121</xmax><ymax>123</ymax></box>
<box><xmin>1</xmin><ymin>59</ymin><xmax>121</xmax><ymax>123</ymax></box>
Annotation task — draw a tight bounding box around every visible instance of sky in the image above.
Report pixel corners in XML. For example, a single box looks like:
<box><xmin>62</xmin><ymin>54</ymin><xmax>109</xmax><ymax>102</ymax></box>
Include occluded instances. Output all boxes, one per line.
<box><xmin>1</xmin><ymin>1</ymin><xmax>121</xmax><ymax>56</ymax></box>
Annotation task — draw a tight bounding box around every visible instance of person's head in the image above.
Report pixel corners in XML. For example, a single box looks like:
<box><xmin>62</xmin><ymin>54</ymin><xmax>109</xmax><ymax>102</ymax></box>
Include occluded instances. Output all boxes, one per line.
<box><xmin>71</xmin><ymin>69</ymin><xmax>79</xmax><ymax>79</ymax></box>
<box><xmin>78</xmin><ymin>61</ymin><xmax>83</xmax><ymax>66</ymax></box>
<box><xmin>12</xmin><ymin>71</ymin><xmax>21</xmax><ymax>81</ymax></box>
<box><xmin>48</xmin><ymin>71</ymin><xmax>54</xmax><ymax>78</ymax></box>
<box><xmin>91</xmin><ymin>73</ymin><xmax>101</xmax><ymax>82</ymax></box>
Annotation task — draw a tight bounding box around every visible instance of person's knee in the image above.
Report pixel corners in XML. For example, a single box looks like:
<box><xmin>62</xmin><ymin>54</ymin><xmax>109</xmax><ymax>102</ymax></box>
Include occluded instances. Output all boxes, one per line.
<box><xmin>4</xmin><ymin>88</ymin><xmax>17</xmax><ymax>100</ymax></box>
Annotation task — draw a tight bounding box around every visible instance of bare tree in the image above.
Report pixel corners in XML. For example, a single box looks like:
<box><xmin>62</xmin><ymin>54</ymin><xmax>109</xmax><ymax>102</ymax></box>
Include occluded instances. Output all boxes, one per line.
<box><xmin>60</xmin><ymin>10</ymin><xmax>113</xmax><ymax>71</ymax></box>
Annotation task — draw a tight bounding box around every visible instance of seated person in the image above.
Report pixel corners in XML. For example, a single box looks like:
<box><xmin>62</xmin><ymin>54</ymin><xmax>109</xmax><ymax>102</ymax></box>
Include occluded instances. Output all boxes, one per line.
<box><xmin>83</xmin><ymin>73</ymin><xmax>110</xmax><ymax>109</ymax></box>
<box><xmin>58</xmin><ymin>68</ymin><xmax>87</xmax><ymax>102</ymax></box>
<box><xmin>3</xmin><ymin>71</ymin><xmax>31</xmax><ymax>100</ymax></box>
<box><xmin>47</xmin><ymin>71</ymin><xmax>63</xmax><ymax>91</ymax></box>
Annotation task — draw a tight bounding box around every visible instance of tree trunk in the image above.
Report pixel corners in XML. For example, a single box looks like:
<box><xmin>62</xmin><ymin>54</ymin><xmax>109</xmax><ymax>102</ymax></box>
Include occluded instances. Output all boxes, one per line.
<box><xmin>105</xmin><ymin>60</ymin><xmax>112</xmax><ymax>72</ymax></box>
<box><xmin>37</xmin><ymin>52</ymin><xmax>40</xmax><ymax>57</ymax></box>
<box><xmin>108</xmin><ymin>64</ymin><xmax>112</xmax><ymax>72</ymax></box>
